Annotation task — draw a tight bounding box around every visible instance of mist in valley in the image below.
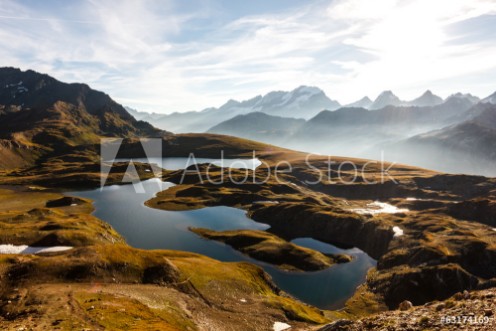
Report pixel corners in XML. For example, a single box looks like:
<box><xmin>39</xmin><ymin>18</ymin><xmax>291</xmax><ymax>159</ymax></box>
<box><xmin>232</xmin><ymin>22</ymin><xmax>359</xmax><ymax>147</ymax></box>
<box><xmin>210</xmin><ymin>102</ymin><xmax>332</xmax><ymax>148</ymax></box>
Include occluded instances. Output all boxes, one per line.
<box><xmin>136</xmin><ymin>93</ymin><xmax>496</xmax><ymax>178</ymax></box>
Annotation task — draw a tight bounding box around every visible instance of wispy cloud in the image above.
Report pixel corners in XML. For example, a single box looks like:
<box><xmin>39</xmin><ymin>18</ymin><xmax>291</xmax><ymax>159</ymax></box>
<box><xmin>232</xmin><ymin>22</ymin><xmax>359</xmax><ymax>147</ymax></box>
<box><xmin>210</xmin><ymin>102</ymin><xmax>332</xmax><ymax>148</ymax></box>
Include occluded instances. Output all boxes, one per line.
<box><xmin>325</xmin><ymin>0</ymin><xmax>496</xmax><ymax>99</ymax></box>
<box><xmin>0</xmin><ymin>0</ymin><xmax>495</xmax><ymax>112</ymax></box>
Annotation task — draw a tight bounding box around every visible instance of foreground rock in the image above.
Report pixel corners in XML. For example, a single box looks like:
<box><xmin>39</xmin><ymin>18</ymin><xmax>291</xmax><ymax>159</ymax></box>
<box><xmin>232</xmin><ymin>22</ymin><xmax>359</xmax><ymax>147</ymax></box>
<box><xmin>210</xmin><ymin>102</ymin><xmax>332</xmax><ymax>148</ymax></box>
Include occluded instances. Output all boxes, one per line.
<box><xmin>190</xmin><ymin>228</ymin><xmax>352</xmax><ymax>272</ymax></box>
<box><xmin>319</xmin><ymin>288</ymin><xmax>496</xmax><ymax>331</ymax></box>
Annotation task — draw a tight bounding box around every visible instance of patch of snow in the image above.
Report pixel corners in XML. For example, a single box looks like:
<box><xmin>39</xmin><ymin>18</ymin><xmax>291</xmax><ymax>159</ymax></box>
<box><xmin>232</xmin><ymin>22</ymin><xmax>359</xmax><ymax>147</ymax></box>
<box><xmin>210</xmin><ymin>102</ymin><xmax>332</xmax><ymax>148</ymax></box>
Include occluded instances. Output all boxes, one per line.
<box><xmin>211</xmin><ymin>158</ymin><xmax>262</xmax><ymax>170</ymax></box>
<box><xmin>70</xmin><ymin>203</ymin><xmax>78</xmax><ymax>207</ymax></box>
<box><xmin>297</xmin><ymin>86</ymin><xmax>321</xmax><ymax>95</ymax></box>
<box><xmin>406</xmin><ymin>197</ymin><xmax>434</xmax><ymax>202</ymax></box>
<box><xmin>240</xmin><ymin>298</ymin><xmax>247</xmax><ymax>303</ymax></box>
<box><xmin>280</xmin><ymin>90</ymin><xmax>293</xmax><ymax>105</ymax></box>
<box><xmin>353</xmin><ymin>201</ymin><xmax>409</xmax><ymax>215</ymax></box>
<box><xmin>30</xmin><ymin>246</ymin><xmax>73</xmax><ymax>253</ymax></box>
<box><xmin>104</xmin><ymin>185</ymin><xmax>121</xmax><ymax>191</ymax></box>
<box><xmin>0</xmin><ymin>244</ymin><xmax>73</xmax><ymax>255</ymax></box>
<box><xmin>276</xmin><ymin>86</ymin><xmax>321</xmax><ymax>107</ymax></box>
<box><xmin>273</xmin><ymin>322</ymin><xmax>291</xmax><ymax>331</ymax></box>
<box><xmin>392</xmin><ymin>226</ymin><xmax>404</xmax><ymax>237</ymax></box>
<box><xmin>294</xmin><ymin>93</ymin><xmax>313</xmax><ymax>104</ymax></box>
<box><xmin>145</xmin><ymin>169</ymin><xmax>151</xmax><ymax>172</ymax></box>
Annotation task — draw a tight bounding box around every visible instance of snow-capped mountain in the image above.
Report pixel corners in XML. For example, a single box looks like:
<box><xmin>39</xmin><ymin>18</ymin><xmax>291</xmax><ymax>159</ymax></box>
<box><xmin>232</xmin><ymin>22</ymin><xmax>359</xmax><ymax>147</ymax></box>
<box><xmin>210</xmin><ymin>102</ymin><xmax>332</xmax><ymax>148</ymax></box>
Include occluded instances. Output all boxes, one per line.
<box><xmin>343</xmin><ymin>91</ymin><xmax>443</xmax><ymax>109</ymax></box>
<box><xmin>127</xmin><ymin>87</ymin><xmax>487</xmax><ymax>139</ymax></box>
<box><xmin>135</xmin><ymin>86</ymin><xmax>340</xmax><ymax>133</ymax></box>
<box><xmin>344</xmin><ymin>96</ymin><xmax>373</xmax><ymax>109</ymax></box>
<box><xmin>344</xmin><ymin>91</ymin><xmax>443</xmax><ymax>110</ymax></box>
<box><xmin>369</xmin><ymin>91</ymin><xmax>403</xmax><ymax>110</ymax></box>
<box><xmin>240</xmin><ymin>85</ymin><xmax>340</xmax><ymax>119</ymax></box>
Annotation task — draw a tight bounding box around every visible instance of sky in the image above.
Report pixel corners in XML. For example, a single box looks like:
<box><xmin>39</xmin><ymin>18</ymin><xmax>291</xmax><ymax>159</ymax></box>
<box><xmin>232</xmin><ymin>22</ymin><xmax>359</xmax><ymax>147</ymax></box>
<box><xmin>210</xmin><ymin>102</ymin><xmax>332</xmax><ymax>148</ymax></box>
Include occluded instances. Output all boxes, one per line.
<box><xmin>1</xmin><ymin>0</ymin><xmax>496</xmax><ymax>113</ymax></box>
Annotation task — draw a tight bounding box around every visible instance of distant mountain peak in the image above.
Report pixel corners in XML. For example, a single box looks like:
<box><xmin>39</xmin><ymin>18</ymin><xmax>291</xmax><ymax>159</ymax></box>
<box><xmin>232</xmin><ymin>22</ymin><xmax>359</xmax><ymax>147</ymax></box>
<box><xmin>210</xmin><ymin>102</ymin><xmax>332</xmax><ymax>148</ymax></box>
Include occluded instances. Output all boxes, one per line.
<box><xmin>293</xmin><ymin>85</ymin><xmax>323</xmax><ymax>94</ymax></box>
<box><xmin>447</xmin><ymin>92</ymin><xmax>480</xmax><ymax>105</ymax></box>
<box><xmin>408</xmin><ymin>90</ymin><xmax>443</xmax><ymax>107</ymax></box>
<box><xmin>380</xmin><ymin>90</ymin><xmax>395</xmax><ymax>96</ymax></box>
<box><xmin>345</xmin><ymin>96</ymin><xmax>373</xmax><ymax>109</ymax></box>
<box><xmin>481</xmin><ymin>91</ymin><xmax>496</xmax><ymax>105</ymax></box>
<box><xmin>238</xmin><ymin>86</ymin><xmax>339</xmax><ymax>118</ymax></box>
<box><xmin>219</xmin><ymin>99</ymin><xmax>240</xmax><ymax>110</ymax></box>
<box><xmin>370</xmin><ymin>90</ymin><xmax>402</xmax><ymax>110</ymax></box>
<box><xmin>225</xmin><ymin>98</ymin><xmax>240</xmax><ymax>105</ymax></box>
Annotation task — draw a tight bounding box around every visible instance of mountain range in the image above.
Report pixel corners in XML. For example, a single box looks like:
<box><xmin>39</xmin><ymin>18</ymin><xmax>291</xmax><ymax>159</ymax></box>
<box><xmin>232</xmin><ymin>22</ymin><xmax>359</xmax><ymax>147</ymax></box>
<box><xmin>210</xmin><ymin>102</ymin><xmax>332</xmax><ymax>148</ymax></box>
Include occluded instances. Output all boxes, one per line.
<box><xmin>133</xmin><ymin>87</ymin><xmax>485</xmax><ymax>134</ymax></box>
<box><xmin>128</xmin><ymin>84</ymin><xmax>496</xmax><ymax>176</ymax></box>
<box><xmin>129</xmin><ymin>85</ymin><xmax>341</xmax><ymax>133</ymax></box>
<box><xmin>206</xmin><ymin>93</ymin><xmax>496</xmax><ymax>175</ymax></box>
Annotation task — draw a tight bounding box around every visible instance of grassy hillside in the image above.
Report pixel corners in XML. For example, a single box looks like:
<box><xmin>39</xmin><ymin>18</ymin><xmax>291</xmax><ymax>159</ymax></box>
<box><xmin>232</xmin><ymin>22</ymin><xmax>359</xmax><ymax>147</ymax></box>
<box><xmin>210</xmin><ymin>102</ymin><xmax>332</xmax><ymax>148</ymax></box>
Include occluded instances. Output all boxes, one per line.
<box><xmin>0</xmin><ymin>68</ymin><xmax>167</xmax><ymax>170</ymax></box>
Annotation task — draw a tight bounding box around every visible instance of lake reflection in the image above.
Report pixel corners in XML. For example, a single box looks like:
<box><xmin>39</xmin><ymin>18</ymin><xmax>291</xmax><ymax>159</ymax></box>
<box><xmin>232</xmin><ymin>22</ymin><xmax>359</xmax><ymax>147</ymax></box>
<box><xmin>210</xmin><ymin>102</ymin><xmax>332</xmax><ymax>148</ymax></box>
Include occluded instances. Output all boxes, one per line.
<box><xmin>69</xmin><ymin>158</ymin><xmax>376</xmax><ymax>309</ymax></box>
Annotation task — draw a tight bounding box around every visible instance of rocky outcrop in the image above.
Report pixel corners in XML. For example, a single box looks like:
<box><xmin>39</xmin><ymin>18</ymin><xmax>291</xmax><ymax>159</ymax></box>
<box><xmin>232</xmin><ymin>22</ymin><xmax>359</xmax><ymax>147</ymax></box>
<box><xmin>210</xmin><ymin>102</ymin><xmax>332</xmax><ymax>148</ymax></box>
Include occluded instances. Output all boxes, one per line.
<box><xmin>369</xmin><ymin>264</ymin><xmax>479</xmax><ymax>308</ymax></box>
<box><xmin>319</xmin><ymin>288</ymin><xmax>496</xmax><ymax>331</ymax></box>
<box><xmin>447</xmin><ymin>199</ymin><xmax>496</xmax><ymax>227</ymax></box>
<box><xmin>0</xmin><ymin>138</ymin><xmax>31</xmax><ymax>150</ymax></box>
<box><xmin>189</xmin><ymin>227</ymin><xmax>352</xmax><ymax>272</ymax></box>
<box><xmin>45</xmin><ymin>196</ymin><xmax>85</xmax><ymax>207</ymax></box>
<box><xmin>248</xmin><ymin>203</ymin><xmax>393</xmax><ymax>260</ymax></box>
<box><xmin>142</xmin><ymin>260</ymin><xmax>180</xmax><ymax>285</ymax></box>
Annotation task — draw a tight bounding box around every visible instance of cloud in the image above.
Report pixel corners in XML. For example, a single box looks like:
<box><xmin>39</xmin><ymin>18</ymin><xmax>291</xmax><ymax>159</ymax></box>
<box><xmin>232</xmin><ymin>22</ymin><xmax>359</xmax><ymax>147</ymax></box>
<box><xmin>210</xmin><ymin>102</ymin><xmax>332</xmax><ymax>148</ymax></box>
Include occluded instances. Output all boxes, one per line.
<box><xmin>324</xmin><ymin>0</ymin><xmax>496</xmax><ymax>100</ymax></box>
<box><xmin>0</xmin><ymin>0</ymin><xmax>495</xmax><ymax>112</ymax></box>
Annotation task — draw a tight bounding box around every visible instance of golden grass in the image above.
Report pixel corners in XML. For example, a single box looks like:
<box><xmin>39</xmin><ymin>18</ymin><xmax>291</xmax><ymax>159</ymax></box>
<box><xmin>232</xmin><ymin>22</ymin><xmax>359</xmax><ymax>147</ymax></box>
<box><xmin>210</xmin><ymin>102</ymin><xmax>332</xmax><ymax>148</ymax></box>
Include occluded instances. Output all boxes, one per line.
<box><xmin>74</xmin><ymin>291</ymin><xmax>193</xmax><ymax>331</ymax></box>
